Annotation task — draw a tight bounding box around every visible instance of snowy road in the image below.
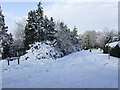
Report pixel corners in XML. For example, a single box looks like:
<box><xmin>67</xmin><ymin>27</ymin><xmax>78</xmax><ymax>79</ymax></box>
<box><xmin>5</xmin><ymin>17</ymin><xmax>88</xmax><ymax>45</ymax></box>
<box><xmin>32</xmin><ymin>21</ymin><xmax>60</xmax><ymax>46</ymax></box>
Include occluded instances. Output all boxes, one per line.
<box><xmin>2</xmin><ymin>49</ymin><xmax>118</xmax><ymax>88</ymax></box>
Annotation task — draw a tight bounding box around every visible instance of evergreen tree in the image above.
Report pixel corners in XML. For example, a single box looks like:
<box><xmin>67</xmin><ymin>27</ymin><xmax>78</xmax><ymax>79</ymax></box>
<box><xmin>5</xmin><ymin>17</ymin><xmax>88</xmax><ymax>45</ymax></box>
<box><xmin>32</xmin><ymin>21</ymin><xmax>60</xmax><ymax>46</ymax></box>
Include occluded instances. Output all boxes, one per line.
<box><xmin>24</xmin><ymin>2</ymin><xmax>45</xmax><ymax>50</ymax></box>
<box><xmin>24</xmin><ymin>2</ymin><xmax>58</xmax><ymax>50</ymax></box>
<box><xmin>44</xmin><ymin>15</ymin><xmax>49</xmax><ymax>40</ymax></box>
<box><xmin>47</xmin><ymin>17</ymin><xmax>57</xmax><ymax>41</ymax></box>
<box><xmin>24</xmin><ymin>10</ymin><xmax>36</xmax><ymax>50</ymax></box>
<box><xmin>70</xmin><ymin>26</ymin><xmax>79</xmax><ymax>45</ymax></box>
<box><xmin>72</xmin><ymin>26</ymin><xmax>78</xmax><ymax>37</ymax></box>
<box><xmin>0</xmin><ymin>6</ymin><xmax>13</xmax><ymax>59</ymax></box>
<box><xmin>7</xmin><ymin>33</ymin><xmax>14</xmax><ymax>57</ymax></box>
<box><xmin>0</xmin><ymin>6</ymin><xmax>3</xmax><ymax>59</ymax></box>
<box><xmin>35</xmin><ymin>1</ymin><xmax>45</xmax><ymax>42</ymax></box>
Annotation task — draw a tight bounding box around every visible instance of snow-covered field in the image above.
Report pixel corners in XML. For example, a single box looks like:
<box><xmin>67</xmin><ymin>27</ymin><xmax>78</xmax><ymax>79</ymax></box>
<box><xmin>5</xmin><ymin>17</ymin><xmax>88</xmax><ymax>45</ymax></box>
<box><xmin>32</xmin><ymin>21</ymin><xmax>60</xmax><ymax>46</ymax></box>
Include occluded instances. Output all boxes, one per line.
<box><xmin>1</xmin><ymin>49</ymin><xmax>118</xmax><ymax>88</ymax></box>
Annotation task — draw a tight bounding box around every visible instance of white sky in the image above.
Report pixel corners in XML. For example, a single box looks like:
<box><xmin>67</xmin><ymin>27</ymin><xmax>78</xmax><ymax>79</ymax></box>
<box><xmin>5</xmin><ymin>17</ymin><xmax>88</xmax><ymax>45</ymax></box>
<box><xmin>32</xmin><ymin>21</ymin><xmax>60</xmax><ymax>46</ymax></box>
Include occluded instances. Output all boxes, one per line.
<box><xmin>1</xmin><ymin>0</ymin><xmax>119</xmax><ymax>2</ymax></box>
<box><xmin>1</xmin><ymin>0</ymin><xmax>119</xmax><ymax>35</ymax></box>
<box><xmin>44</xmin><ymin>1</ymin><xmax>118</xmax><ymax>34</ymax></box>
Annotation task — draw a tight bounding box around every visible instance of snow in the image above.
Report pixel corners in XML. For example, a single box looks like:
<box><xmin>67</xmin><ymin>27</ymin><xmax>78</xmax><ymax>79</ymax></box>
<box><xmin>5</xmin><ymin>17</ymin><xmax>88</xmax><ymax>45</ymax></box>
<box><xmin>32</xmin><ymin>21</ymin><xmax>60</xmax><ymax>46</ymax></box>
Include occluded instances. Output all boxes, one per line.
<box><xmin>0</xmin><ymin>60</ymin><xmax>2</xmax><ymax>90</ymax></box>
<box><xmin>106</xmin><ymin>41</ymin><xmax>120</xmax><ymax>48</ymax></box>
<box><xmin>1</xmin><ymin>49</ymin><xmax>118</xmax><ymax>88</ymax></box>
<box><xmin>20</xmin><ymin>41</ymin><xmax>63</xmax><ymax>61</ymax></box>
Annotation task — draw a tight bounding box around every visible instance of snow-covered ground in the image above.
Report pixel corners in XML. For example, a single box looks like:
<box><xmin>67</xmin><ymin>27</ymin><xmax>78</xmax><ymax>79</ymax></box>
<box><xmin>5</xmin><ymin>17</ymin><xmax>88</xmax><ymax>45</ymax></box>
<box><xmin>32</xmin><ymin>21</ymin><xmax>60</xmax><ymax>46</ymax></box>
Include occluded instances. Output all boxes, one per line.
<box><xmin>1</xmin><ymin>49</ymin><xmax>118</xmax><ymax>88</ymax></box>
<box><xmin>0</xmin><ymin>60</ymin><xmax>2</xmax><ymax>90</ymax></box>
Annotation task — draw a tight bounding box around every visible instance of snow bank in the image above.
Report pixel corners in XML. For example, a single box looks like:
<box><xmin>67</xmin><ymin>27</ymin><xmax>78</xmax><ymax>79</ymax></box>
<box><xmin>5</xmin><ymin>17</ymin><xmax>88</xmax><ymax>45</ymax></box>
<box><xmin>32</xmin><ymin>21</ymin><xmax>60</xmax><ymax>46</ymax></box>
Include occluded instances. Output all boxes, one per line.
<box><xmin>0</xmin><ymin>60</ymin><xmax>2</xmax><ymax>90</ymax></box>
<box><xmin>2</xmin><ymin>49</ymin><xmax>118</xmax><ymax>88</ymax></box>
<box><xmin>20</xmin><ymin>41</ymin><xmax>63</xmax><ymax>61</ymax></box>
<box><xmin>105</xmin><ymin>41</ymin><xmax>120</xmax><ymax>48</ymax></box>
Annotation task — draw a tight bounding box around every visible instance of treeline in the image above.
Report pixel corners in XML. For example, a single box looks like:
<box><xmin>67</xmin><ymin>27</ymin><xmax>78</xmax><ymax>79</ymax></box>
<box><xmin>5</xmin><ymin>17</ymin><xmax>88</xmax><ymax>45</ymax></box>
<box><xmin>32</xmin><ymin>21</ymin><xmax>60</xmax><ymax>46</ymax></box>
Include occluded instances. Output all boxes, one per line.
<box><xmin>78</xmin><ymin>29</ymin><xmax>119</xmax><ymax>50</ymax></box>
<box><xmin>78</xmin><ymin>29</ymin><xmax>120</xmax><ymax>58</ymax></box>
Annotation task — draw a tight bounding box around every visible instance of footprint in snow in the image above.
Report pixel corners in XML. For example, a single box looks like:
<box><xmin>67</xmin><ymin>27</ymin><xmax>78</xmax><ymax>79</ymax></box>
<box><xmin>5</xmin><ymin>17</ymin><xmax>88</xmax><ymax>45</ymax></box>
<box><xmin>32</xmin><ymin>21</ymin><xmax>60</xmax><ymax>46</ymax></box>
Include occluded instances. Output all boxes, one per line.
<box><xmin>45</xmin><ymin>70</ymin><xmax>49</xmax><ymax>72</ymax></box>
<box><xmin>104</xmin><ymin>62</ymin><xmax>109</xmax><ymax>66</ymax></box>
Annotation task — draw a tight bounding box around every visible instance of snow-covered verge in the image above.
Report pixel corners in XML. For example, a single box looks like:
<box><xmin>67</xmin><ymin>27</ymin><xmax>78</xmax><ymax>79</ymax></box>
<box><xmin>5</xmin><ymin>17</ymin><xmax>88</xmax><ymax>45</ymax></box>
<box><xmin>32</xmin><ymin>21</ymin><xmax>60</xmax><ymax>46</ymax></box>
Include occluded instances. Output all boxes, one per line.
<box><xmin>105</xmin><ymin>41</ymin><xmax>120</xmax><ymax>48</ymax></box>
<box><xmin>20</xmin><ymin>41</ymin><xmax>63</xmax><ymax>61</ymax></box>
<box><xmin>1</xmin><ymin>49</ymin><xmax>118</xmax><ymax>88</ymax></box>
<box><xmin>0</xmin><ymin>60</ymin><xmax>2</xmax><ymax>90</ymax></box>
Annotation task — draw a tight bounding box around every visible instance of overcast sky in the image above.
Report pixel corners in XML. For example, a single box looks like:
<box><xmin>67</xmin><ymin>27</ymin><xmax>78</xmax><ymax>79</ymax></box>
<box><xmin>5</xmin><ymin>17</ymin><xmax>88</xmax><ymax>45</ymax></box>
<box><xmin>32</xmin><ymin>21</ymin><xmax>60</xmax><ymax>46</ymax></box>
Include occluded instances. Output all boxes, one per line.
<box><xmin>1</xmin><ymin>0</ymin><xmax>118</xmax><ymax>35</ymax></box>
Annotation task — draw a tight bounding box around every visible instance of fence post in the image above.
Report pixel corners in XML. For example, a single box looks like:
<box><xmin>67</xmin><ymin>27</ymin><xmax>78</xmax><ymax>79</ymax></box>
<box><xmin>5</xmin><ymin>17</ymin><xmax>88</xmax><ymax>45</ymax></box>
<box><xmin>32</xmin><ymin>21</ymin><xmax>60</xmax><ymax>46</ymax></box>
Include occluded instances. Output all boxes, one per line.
<box><xmin>108</xmin><ymin>43</ymin><xmax>110</xmax><ymax>59</ymax></box>
<box><xmin>17</xmin><ymin>51</ymin><xmax>20</xmax><ymax>65</ymax></box>
<box><xmin>18</xmin><ymin>57</ymin><xmax>20</xmax><ymax>65</ymax></box>
<box><xmin>7</xmin><ymin>59</ymin><xmax>9</xmax><ymax>66</ymax></box>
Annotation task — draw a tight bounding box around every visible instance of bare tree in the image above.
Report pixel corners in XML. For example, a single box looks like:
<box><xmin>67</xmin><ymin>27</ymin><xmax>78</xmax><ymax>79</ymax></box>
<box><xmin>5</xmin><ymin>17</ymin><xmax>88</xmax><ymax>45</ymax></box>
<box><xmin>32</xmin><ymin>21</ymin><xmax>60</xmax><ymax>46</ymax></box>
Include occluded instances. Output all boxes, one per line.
<box><xmin>13</xmin><ymin>17</ymin><xmax>26</xmax><ymax>48</ymax></box>
<box><xmin>80</xmin><ymin>30</ymin><xmax>97</xmax><ymax>49</ymax></box>
<box><xmin>96</xmin><ymin>27</ymin><xmax>117</xmax><ymax>48</ymax></box>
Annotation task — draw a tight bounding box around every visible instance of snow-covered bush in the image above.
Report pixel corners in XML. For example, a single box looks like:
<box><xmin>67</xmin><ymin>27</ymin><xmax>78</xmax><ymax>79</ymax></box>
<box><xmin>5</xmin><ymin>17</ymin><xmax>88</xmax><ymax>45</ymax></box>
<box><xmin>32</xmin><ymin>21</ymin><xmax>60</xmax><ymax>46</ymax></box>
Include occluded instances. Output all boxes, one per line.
<box><xmin>55</xmin><ymin>22</ymin><xmax>81</xmax><ymax>55</ymax></box>
<box><xmin>20</xmin><ymin>41</ymin><xmax>63</xmax><ymax>60</ymax></box>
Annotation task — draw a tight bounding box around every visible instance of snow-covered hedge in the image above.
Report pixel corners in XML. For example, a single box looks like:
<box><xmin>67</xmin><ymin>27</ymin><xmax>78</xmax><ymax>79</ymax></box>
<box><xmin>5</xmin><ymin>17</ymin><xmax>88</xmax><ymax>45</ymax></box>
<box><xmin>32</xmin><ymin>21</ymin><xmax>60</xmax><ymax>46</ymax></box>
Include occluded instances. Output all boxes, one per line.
<box><xmin>103</xmin><ymin>41</ymin><xmax>120</xmax><ymax>58</ymax></box>
<box><xmin>105</xmin><ymin>41</ymin><xmax>120</xmax><ymax>48</ymax></box>
<box><xmin>20</xmin><ymin>41</ymin><xmax>63</xmax><ymax>60</ymax></box>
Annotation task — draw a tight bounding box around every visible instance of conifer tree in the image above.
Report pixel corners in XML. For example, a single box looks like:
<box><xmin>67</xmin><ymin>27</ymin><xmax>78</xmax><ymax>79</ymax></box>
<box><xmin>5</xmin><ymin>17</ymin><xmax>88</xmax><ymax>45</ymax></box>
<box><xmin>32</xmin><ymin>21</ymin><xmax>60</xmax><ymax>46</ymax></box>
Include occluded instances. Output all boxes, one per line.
<box><xmin>0</xmin><ymin>6</ymin><xmax>13</xmax><ymax>59</ymax></box>
<box><xmin>35</xmin><ymin>1</ymin><xmax>45</xmax><ymax>41</ymax></box>
<box><xmin>24</xmin><ymin>10</ymin><xmax>36</xmax><ymax>50</ymax></box>
<box><xmin>72</xmin><ymin>26</ymin><xmax>78</xmax><ymax>37</ymax></box>
<box><xmin>44</xmin><ymin>15</ymin><xmax>49</xmax><ymax>40</ymax></box>
<box><xmin>47</xmin><ymin>17</ymin><xmax>57</xmax><ymax>41</ymax></box>
<box><xmin>24</xmin><ymin>2</ymin><xmax>46</xmax><ymax>50</ymax></box>
<box><xmin>71</xmin><ymin>26</ymin><xmax>79</xmax><ymax>44</ymax></box>
<box><xmin>0</xmin><ymin>6</ymin><xmax>3</xmax><ymax>59</ymax></box>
